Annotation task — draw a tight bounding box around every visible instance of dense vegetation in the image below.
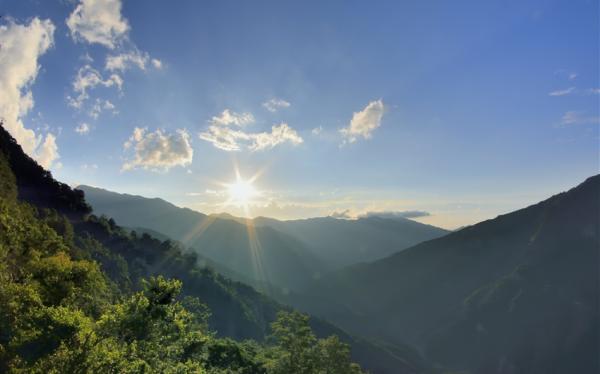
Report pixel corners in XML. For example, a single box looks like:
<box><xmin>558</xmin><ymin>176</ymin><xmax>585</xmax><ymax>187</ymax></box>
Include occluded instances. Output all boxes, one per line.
<box><xmin>0</xmin><ymin>134</ymin><xmax>367</xmax><ymax>373</ymax></box>
<box><xmin>297</xmin><ymin>174</ymin><xmax>600</xmax><ymax>373</ymax></box>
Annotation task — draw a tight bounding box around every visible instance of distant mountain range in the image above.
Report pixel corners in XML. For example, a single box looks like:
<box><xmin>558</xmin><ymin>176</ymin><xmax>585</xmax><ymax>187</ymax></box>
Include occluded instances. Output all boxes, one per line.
<box><xmin>252</xmin><ymin>215</ymin><xmax>449</xmax><ymax>268</ymax></box>
<box><xmin>292</xmin><ymin>175</ymin><xmax>600</xmax><ymax>374</ymax></box>
<box><xmin>79</xmin><ymin>185</ymin><xmax>448</xmax><ymax>291</ymax></box>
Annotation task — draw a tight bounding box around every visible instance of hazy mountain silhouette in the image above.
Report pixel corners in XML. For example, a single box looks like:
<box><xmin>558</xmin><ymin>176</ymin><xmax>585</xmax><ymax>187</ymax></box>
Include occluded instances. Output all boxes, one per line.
<box><xmin>252</xmin><ymin>215</ymin><xmax>449</xmax><ymax>268</ymax></box>
<box><xmin>79</xmin><ymin>185</ymin><xmax>448</xmax><ymax>287</ymax></box>
<box><xmin>78</xmin><ymin>186</ymin><xmax>327</xmax><ymax>291</ymax></box>
<box><xmin>294</xmin><ymin>175</ymin><xmax>599</xmax><ymax>374</ymax></box>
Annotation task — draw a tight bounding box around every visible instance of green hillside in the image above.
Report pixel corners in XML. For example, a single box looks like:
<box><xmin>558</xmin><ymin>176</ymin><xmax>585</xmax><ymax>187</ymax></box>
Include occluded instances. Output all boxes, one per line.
<box><xmin>0</xmin><ymin>123</ymin><xmax>427</xmax><ymax>373</ymax></box>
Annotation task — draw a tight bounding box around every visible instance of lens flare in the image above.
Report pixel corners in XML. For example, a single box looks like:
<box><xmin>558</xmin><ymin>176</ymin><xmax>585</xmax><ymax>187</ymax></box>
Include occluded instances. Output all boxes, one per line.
<box><xmin>226</xmin><ymin>179</ymin><xmax>258</xmax><ymax>206</ymax></box>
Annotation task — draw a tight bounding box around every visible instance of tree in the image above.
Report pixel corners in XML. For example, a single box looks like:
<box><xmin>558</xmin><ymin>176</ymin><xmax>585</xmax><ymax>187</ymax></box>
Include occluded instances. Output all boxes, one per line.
<box><xmin>267</xmin><ymin>311</ymin><xmax>364</xmax><ymax>374</ymax></box>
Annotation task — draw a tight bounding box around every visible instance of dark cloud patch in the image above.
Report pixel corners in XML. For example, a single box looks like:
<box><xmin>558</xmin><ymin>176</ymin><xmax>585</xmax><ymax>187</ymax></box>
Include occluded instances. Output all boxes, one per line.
<box><xmin>330</xmin><ymin>209</ymin><xmax>353</xmax><ymax>219</ymax></box>
<box><xmin>359</xmin><ymin>210</ymin><xmax>431</xmax><ymax>219</ymax></box>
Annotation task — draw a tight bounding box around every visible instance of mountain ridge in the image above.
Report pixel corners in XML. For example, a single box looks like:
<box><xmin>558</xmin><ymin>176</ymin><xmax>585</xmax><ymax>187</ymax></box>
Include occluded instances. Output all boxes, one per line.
<box><xmin>292</xmin><ymin>174</ymin><xmax>599</xmax><ymax>373</ymax></box>
<box><xmin>79</xmin><ymin>184</ymin><xmax>449</xmax><ymax>274</ymax></box>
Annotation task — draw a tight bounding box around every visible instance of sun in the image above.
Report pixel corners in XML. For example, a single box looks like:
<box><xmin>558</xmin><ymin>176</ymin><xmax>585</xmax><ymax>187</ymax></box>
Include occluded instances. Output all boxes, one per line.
<box><xmin>226</xmin><ymin>178</ymin><xmax>258</xmax><ymax>206</ymax></box>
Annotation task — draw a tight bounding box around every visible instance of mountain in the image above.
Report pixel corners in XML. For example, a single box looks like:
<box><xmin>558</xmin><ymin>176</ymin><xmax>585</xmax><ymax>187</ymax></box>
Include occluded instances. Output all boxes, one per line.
<box><xmin>79</xmin><ymin>185</ymin><xmax>448</xmax><ymax>283</ymax></box>
<box><xmin>78</xmin><ymin>186</ymin><xmax>326</xmax><ymax>292</ymax></box>
<box><xmin>252</xmin><ymin>215</ymin><xmax>449</xmax><ymax>268</ymax></box>
<box><xmin>0</xmin><ymin>123</ymin><xmax>427</xmax><ymax>374</ymax></box>
<box><xmin>295</xmin><ymin>175</ymin><xmax>600</xmax><ymax>373</ymax></box>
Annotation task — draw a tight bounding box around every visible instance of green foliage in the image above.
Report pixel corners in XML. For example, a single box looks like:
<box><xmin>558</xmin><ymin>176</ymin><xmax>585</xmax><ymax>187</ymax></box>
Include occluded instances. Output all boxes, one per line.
<box><xmin>265</xmin><ymin>311</ymin><xmax>363</xmax><ymax>374</ymax></box>
<box><xmin>0</xmin><ymin>122</ymin><xmax>369</xmax><ymax>373</ymax></box>
<box><xmin>0</xmin><ymin>179</ymin><xmax>365</xmax><ymax>373</ymax></box>
<box><xmin>0</xmin><ymin>123</ymin><xmax>91</xmax><ymax>218</ymax></box>
<box><xmin>0</xmin><ymin>152</ymin><xmax>16</xmax><ymax>201</ymax></box>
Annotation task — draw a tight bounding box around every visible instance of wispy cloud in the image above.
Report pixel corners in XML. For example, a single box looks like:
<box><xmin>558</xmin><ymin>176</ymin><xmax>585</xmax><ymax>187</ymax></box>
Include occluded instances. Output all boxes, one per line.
<box><xmin>105</xmin><ymin>49</ymin><xmax>149</xmax><ymax>71</ymax></box>
<box><xmin>89</xmin><ymin>98</ymin><xmax>117</xmax><ymax>119</ymax></box>
<box><xmin>151</xmin><ymin>58</ymin><xmax>163</xmax><ymax>69</ymax></box>
<box><xmin>66</xmin><ymin>0</ymin><xmax>162</xmax><ymax>117</ymax></box>
<box><xmin>561</xmin><ymin>111</ymin><xmax>600</xmax><ymax>125</ymax></box>
<box><xmin>548</xmin><ymin>87</ymin><xmax>600</xmax><ymax>97</ymax></box>
<box><xmin>548</xmin><ymin>87</ymin><xmax>576</xmax><ymax>96</ymax></box>
<box><xmin>211</xmin><ymin>109</ymin><xmax>255</xmax><ymax>127</ymax></box>
<box><xmin>75</xmin><ymin>123</ymin><xmax>90</xmax><ymax>134</ymax></box>
<box><xmin>199</xmin><ymin>109</ymin><xmax>303</xmax><ymax>151</ymax></box>
<box><xmin>68</xmin><ymin>64</ymin><xmax>123</xmax><ymax>109</ymax></box>
<box><xmin>248</xmin><ymin>123</ymin><xmax>303</xmax><ymax>151</ymax></box>
<box><xmin>554</xmin><ymin>69</ymin><xmax>578</xmax><ymax>81</ymax></box>
<box><xmin>263</xmin><ymin>98</ymin><xmax>291</xmax><ymax>112</ymax></box>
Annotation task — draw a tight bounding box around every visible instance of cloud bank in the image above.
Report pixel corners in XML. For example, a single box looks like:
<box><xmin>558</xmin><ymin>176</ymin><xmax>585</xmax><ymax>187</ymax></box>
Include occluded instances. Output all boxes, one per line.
<box><xmin>0</xmin><ymin>18</ymin><xmax>60</xmax><ymax>168</ymax></box>
<box><xmin>358</xmin><ymin>210</ymin><xmax>431</xmax><ymax>219</ymax></box>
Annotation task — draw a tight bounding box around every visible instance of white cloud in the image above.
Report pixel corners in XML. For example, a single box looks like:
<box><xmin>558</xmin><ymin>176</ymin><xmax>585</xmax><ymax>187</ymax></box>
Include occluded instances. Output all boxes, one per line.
<box><xmin>68</xmin><ymin>64</ymin><xmax>122</xmax><ymax>108</ymax></box>
<box><xmin>105</xmin><ymin>49</ymin><xmax>150</xmax><ymax>71</ymax></box>
<box><xmin>122</xmin><ymin>127</ymin><xmax>194</xmax><ymax>171</ymax></box>
<box><xmin>151</xmin><ymin>58</ymin><xmax>163</xmax><ymax>69</ymax></box>
<box><xmin>340</xmin><ymin>99</ymin><xmax>385</xmax><ymax>144</ymax></box>
<box><xmin>548</xmin><ymin>87</ymin><xmax>576</xmax><ymax>96</ymax></box>
<box><xmin>561</xmin><ymin>111</ymin><xmax>600</xmax><ymax>125</ymax></box>
<box><xmin>211</xmin><ymin>109</ymin><xmax>255</xmax><ymax>127</ymax></box>
<box><xmin>66</xmin><ymin>0</ymin><xmax>162</xmax><ymax>117</ymax></box>
<box><xmin>104</xmin><ymin>47</ymin><xmax>162</xmax><ymax>71</ymax></box>
<box><xmin>0</xmin><ymin>18</ymin><xmax>60</xmax><ymax>169</ymax></box>
<box><xmin>586</xmin><ymin>88</ymin><xmax>600</xmax><ymax>95</ymax></box>
<box><xmin>262</xmin><ymin>98</ymin><xmax>291</xmax><ymax>112</ymax></box>
<box><xmin>248</xmin><ymin>123</ymin><xmax>303</xmax><ymax>151</ymax></box>
<box><xmin>330</xmin><ymin>209</ymin><xmax>353</xmax><ymax>219</ymax></box>
<box><xmin>199</xmin><ymin>124</ymin><xmax>250</xmax><ymax>151</ymax></box>
<box><xmin>199</xmin><ymin>109</ymin><xmax>303</xmax><ymax>151</ymax></box>
<box><xmin>81</xmin><ymin>163</ymin><xmax>98</xmax><ymax>170</ymax></box>
<box><xmin>66</xmin><ymin>0</ymin><xmax>129</xmax><ymax>49</ymax></box>
<box><xmin>311</xmin><ymin>126</ymin><xmax>323</xmax><ymax>136</ymax></box>
<box><xmin>35</xmin><ymin>133</ymin><xmax>59</xmax><ymax>169</ymax></box>
<box><xmin>89</xmin><ymin>98</ymin><xmax>117</xmax><ymax>119</ymax></box>
<box><xmin>555</xmin><ymin>70</ymin><xmax>578</xmax><ymax>81</ymax></box>
<box><xmin>75</xmin><ymin>123</ymin><xmax>90</xmax><ymax>134</ymax></box>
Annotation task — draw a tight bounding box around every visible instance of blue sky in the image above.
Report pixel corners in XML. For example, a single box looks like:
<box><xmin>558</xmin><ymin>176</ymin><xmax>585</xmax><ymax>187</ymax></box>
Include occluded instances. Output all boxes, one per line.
<box><xmin>0</xmin><ymin>0</ymin><xmax>598</xmax><ymax>228</ymax></box>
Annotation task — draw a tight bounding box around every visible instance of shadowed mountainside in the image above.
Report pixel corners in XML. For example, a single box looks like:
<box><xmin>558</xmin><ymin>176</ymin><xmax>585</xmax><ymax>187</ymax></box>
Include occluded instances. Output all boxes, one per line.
<box><xmin>294</xmin><ymin>174</ymin><xmax>600</xmax><ymax>374</ymax></box>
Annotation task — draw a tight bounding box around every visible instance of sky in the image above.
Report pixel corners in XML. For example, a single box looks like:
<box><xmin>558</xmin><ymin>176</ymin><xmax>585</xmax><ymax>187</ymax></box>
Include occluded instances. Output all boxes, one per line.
<box><xmin>0</xmin><ymin>0</ymin><xmax>598</xmax><ymax>229</ymax></box>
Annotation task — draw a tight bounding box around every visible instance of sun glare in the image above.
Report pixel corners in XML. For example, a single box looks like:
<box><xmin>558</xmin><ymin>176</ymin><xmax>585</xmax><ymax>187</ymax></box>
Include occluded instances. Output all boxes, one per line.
<box><xmin>226</xmin><ymin>179</ymin><xmax>258</xmax><ymax>206</ymax></box>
